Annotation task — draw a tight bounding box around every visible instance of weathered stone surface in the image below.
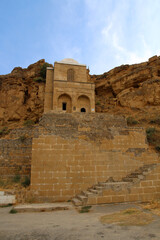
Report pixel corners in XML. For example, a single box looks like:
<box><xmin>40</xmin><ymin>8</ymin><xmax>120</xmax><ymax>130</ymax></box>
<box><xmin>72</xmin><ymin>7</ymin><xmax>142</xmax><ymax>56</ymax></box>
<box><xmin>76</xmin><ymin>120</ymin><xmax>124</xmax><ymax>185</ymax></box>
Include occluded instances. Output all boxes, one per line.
<box><xmin>0</xmin><ymin>127</ymin><xmax>39</xmax><ymax>180</ymax></box>
<box><xmin>93</xmin><ymin>55</ymin><xmax>160</xmax><ymax>110</ymax></box>
<box><xmin>0</xmin><ymin>60</ymin><xmax>46</xmax><ymax>127</ymax></box>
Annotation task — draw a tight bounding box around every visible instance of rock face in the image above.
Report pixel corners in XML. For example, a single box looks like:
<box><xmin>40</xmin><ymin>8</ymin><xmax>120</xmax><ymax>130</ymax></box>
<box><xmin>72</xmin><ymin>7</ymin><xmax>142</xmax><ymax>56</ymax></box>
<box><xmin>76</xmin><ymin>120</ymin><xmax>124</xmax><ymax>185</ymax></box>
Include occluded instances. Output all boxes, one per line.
<box><xmin>0</xmin><ymin>60</ymin><xmax>46</xmax><ymax>127</ymax></box>
<box><xmin>93</xmin><ymin>55</ymin><xmax>160</xmax><ymax>111</ymax></box>
<box><xmin>1</xmin><ymin>55</ymin><xmax>160</xmax><ymax>127</ymax></box>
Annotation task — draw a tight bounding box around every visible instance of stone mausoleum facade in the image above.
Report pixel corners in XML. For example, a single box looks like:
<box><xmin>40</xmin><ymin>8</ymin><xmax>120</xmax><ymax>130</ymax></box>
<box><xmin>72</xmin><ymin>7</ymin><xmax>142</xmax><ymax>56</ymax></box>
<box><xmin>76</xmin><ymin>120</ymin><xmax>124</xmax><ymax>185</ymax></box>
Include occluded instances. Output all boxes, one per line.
<box><xmin>44</xmin><ymin>58</ymin><xmax>95</xmax><ymax>113</ymax></box>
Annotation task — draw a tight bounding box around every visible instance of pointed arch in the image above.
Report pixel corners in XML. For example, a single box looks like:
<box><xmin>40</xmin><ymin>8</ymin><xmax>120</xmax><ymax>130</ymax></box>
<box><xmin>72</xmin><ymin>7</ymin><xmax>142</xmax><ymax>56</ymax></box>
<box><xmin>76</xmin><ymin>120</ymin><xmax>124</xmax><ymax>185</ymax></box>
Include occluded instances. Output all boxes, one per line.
<box><xmin>77</xmin><ymin>95</ymin><xmax>90</xmax><ymax>113</ymax></box>
<box><xmin>58</xmin><ymin>94</ymin><xmax>72</xmax><ymax>113</ymax></box>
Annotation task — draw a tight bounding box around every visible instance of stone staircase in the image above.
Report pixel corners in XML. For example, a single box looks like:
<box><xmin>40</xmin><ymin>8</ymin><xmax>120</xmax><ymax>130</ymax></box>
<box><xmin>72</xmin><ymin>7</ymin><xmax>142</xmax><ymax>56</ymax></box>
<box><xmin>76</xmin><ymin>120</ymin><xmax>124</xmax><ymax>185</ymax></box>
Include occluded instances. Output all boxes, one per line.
<box><xmin>72</xmin><ymin>163</ymin><xmax>158</xmax><ymax>206</ymax></box>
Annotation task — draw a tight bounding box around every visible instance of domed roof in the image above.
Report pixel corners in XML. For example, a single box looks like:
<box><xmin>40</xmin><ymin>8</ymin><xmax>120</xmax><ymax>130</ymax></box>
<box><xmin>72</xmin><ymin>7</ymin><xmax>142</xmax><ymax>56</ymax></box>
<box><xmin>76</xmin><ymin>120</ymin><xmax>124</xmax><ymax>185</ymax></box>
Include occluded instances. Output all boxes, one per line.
<box><xmin>57</xmin><ymin>58</ymin><xmax>85</xmax><ymax>66</ymax></box>
<box><xmin>59</xmin><ymin>58</ymin><xmax>79</xmax><ymax>64</ymax></box>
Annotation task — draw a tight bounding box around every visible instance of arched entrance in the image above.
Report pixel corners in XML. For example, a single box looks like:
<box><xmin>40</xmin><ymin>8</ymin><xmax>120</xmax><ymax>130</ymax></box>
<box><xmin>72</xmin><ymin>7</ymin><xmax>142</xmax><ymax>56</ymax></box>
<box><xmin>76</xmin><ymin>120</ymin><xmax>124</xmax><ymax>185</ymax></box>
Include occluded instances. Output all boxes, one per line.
<box><xmin>81</xmin><ymin>108</ymin><xmax>86</xmax><ymax>112</ymax></box>
<box><xmin>58</xmin><ymin>94</ymin><xmax>72</xmax><ymax>113</ymax></box>
<box><xmin>77</xmin><ymin>95</ymin><xmax>90</xmax><ymax>113</ymax></box>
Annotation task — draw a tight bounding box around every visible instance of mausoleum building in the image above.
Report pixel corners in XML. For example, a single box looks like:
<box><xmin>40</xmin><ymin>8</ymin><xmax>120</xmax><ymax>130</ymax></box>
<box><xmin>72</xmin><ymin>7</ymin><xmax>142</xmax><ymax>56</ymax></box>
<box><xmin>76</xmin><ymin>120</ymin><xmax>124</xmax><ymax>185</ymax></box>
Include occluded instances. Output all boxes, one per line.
<box><xmin>44</xmin><ymin>58</ymin><xmax>95</xmax><ymax>113</ymax></box>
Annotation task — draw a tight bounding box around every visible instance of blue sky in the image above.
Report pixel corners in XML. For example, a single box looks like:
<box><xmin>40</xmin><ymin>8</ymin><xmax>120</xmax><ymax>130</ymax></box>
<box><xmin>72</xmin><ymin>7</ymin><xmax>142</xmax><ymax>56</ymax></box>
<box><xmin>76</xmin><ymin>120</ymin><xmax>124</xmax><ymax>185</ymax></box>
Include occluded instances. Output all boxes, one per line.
<box><xmin>0</xmin><ymin>0</ymin><xmax>160</xmax><ymax>75</ymax></box>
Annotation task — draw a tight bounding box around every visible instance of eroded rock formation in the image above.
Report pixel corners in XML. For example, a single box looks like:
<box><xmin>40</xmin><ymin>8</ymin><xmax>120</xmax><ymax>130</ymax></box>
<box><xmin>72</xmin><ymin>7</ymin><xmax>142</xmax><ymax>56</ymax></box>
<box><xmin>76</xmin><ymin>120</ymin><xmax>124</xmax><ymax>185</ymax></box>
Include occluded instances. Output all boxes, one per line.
<box><xmin>0</xmin><ymin>60</ymin><xmax>46</xmax><ymax>127</ymax></box>
<box><xmin>93</xmin><ymin>55</ymin><xmax>160</xmax><ymax>111</ymax></box>
<box><xmin>1</xmin><ymin>55</ymin><xmax>160</xmax><ymax>128</ymax></box>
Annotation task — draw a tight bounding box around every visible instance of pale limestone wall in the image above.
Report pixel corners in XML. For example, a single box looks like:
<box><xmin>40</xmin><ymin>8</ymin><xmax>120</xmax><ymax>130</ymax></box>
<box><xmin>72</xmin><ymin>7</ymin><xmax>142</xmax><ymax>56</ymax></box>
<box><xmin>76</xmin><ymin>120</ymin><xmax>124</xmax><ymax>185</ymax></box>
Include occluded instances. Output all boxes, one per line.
<box><xmin>54</xmin><ymin>62</ymin><xmax>87</xmax><ymax>82</ymax></box>
<box><xmin>31</xmin><ymin>114</ymin><xmax>159</xmax><ymax>202</ymax></box>
<box><xmin>53</xmin><ymin>81</ymin><xmax>95</xmax><ymax>112</ymax></box>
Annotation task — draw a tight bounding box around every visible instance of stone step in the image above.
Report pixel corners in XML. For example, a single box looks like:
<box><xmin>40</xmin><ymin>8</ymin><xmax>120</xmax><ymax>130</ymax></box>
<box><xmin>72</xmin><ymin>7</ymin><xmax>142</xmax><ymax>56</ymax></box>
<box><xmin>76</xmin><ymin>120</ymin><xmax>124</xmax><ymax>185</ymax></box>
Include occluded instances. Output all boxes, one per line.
<box><xmin>82</xmin><ymin>190</ymin><xmax>96</xmax><ymax>197</ymax></box>
<box><xmin>122</xmin><ymin>177</ymin><xmax>140</xmax><ymax>183</ymax></box>
<box><xmin>94</xmin><ymin>185</ymin><xmax>104</xmax><ymax>191</ymax></box>
<box><xmin>88</xmin><ymin>188</ymin><xmax>101</xmax><ymax>194</ymax></box>
<box><xmin>98</xmin><ymin>182</ymin><xmax>113</xmax><ymax>188</ymax></box>
<box><xmin>129</xmin><ymin>172</ymin><xmax>142</xmax><ymax>176</ymax></box>
<box><xmin>72</xmin><ymin>198</ymin><xmax>82</xmax><ymax>206</ymax></box>
<box><xmin>72</xmin><ymin>164</ymin><xmax>158</xmax><ymax>206</ymax></box>
<box><xmin>127</xmin><ymin>173</ymin><xmax>144</xmax><ymax>179</ymax></box>
<box><xmin>77</xmin><ymin>195</ymin><xmax>88</xmax><ymax>203</ymax></box>
<box><xmin>14</xmin><ymin>203</ymin><xmax>71</xmax><ymax>213</ymax></box>
<box><xmin>137</xmin><ymin>174</ymin><xmax>145</xmax><ymax>180</ymax></box>
<box><xmin>142</xmin><ymin>171</ymin><xmax>149</xmax><ymax>176</ymax></box>
<box><xmin>140</xmin><ymin>166</ymin><xmax>150</xmax><ymax>171</ymax></box>
<box><xmin>111</xmin><ymin>182</ymin><xmax>129</xmax><ymax>191</ymax></box>
<box><xmin>0</xmin><ymin>191</ymin><xmax>4</xmax><ymax>196</ymax></box>
<box><xmin>99</xmin><ymin>182</ymin><xmax>128</xmax><ymax>187</ymax></box>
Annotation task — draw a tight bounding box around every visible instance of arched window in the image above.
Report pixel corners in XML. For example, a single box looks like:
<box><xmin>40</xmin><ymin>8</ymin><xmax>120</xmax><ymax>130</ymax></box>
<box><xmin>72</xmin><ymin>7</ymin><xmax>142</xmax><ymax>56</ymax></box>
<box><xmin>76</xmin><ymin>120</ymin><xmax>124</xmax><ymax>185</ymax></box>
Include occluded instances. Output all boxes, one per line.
<box><xmin>67</xmin><ymin>69</ymin><xmax>74</xmax><ymax>81</ymax></box>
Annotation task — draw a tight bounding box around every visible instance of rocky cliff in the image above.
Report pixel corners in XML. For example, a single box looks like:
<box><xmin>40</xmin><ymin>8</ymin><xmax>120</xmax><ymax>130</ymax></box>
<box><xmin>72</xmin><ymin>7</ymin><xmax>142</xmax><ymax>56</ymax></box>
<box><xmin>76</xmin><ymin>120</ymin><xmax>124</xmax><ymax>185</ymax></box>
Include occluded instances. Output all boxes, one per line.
<box><xmin>93</xmin><ymin>55</ymin><xmax>160</xmax><ymax>109</ymax></box>
<box><xmin>1</xmin><ymin>55</ymin><xmax>160</xmax><ymax>129</ymax></box>
<box><xmin>0</xmin><ymin>60</ymin><xmax>46</xmax><ymax>128</ymax></box>
<box><xmin>92</xmin><ymin>55</ymin><xmax>160</xmax><ymax>127</ymax></box>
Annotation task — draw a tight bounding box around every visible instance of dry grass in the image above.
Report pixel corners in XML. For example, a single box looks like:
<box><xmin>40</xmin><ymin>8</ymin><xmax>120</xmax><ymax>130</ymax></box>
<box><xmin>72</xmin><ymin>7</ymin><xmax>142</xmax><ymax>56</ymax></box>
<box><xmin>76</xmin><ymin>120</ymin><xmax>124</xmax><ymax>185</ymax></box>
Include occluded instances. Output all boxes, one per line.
<box><xmin>100</xmin><ymin>208</ymin><xmax>154</xmax><ymax>226</ymax></box>
<box><xmin>141</xmin><ymin>201</ymin><xmax>160</xmax><ymax>216</ymax></box>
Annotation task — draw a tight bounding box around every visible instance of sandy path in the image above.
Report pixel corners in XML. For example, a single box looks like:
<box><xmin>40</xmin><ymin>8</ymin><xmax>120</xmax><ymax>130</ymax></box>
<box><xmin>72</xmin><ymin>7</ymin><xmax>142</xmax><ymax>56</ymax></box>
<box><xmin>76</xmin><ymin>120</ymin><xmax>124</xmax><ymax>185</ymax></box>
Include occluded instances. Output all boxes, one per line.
<box><xmin>0</xmin><ymin>203</ymin><xmax>160</xmax><ymax>240</ymax></box>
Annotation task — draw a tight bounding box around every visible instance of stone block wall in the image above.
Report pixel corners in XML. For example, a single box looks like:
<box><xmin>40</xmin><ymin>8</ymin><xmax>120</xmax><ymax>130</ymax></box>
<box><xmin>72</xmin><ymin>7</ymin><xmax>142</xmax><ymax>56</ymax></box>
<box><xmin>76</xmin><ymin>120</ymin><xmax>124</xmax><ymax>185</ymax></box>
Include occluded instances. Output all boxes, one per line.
<box><xmin>88</xmin><ymin>165</ymin><xmax>160</xmax><ymax>205</ymax></box>
<box><xmin>0</xmin><ymin>127</ymin><xmax>39</xmax><ymax>180</ymax></box>
<box><xmin>54</xmin><ymin>62</ymin><xmax>87</xmax><ymax>82</ymax></box>
<box><xmin>31</xmin><ymin>113</ymin><xmax>159</xmax><ymax>202</ymax></box>
<box><xmin>0</xmin><ymin>138</ymin><xmax>32</xmax><ymax>180</ymax></box>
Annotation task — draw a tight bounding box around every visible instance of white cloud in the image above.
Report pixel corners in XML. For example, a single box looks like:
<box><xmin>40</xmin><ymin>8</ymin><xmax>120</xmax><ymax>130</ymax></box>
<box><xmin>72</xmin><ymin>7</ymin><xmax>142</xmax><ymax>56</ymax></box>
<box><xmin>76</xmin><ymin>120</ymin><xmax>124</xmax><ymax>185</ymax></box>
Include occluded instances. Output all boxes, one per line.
<box><xmin>83</xmin><ymin>0</ymin><xmax>160</xmax><ymax>74</ymax></box>
<box><xmin>101</xmin><ymin>22</ymin><xmax>113</xmax><ymax>39</ymax></box>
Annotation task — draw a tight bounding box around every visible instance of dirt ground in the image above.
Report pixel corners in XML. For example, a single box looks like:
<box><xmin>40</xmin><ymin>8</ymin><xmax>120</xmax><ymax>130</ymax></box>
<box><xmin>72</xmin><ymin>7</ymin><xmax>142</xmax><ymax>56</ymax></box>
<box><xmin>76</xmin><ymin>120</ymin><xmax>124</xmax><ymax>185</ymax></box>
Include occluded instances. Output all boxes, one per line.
<box><xmin>0</xmin><ymin>203</ymin><xmax>160</xmax><ymax>240</ymax></box>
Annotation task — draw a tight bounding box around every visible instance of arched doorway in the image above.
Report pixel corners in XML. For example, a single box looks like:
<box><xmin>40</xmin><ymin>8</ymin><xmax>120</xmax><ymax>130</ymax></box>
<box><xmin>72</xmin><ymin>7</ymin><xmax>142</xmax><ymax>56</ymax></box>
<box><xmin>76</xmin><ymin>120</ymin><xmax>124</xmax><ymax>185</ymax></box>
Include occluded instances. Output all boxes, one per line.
<box><xmin>77</xmin><ymin>95</ymin><xmax>90</xmax><ymax>113</ymax></box>
<box><xmin>81</xmin><ymin>108</ymin><xmax>86</xmax><ymax>112</ymax></box>
<box><xmin>58</xmin><ymin>94</ymin><xmax>72</xmax><ymax>113</ymax></box>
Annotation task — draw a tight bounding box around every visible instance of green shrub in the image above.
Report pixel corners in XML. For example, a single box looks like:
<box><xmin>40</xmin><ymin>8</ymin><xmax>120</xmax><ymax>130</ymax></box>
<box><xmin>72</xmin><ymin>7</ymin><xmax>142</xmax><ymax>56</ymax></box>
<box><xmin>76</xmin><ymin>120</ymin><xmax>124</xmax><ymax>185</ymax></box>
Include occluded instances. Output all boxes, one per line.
<box><xmin>0</xmin><ymin>178</ymin><xmax>4</xmax><ymax>187</ymax></box>
<box><xmin>155</xmin><ymin>145</ymin><xmax>160</xmax><ymax>152</ymax></box>
<box><xmin>0</xmin><ymin>204</ymin><xmax>12</xmax><ymax>208</ymax></box>
<box><xmin>146</xmin><ymin>128</ymin><xmax>156</xmax><ymax>144</ymax></box>
<box><xmin>79</xmin><ymin>205</ymin><xmax>92</xmax><ymax>213</ymax></box>
<box><xmin>23</xmin><ymin>119</ymin><xmax>35</xmax><ymax>127</ymax></box>
<box><xmin>33</xmin><ymin>77</ymin><xmax>45</xmax><ymax>83</ymax></box>
<box><xmin>127</xmin><ymin>117</ymin><xmax>138</xmax><ymax>126</ymax></box>
<box><xmin>146</xmin><ymin>128</ymin><xmax>155</xmax><ymax>135</ymax></box>
<box><xmin>19</xmin><ymin>135</ymin><xmax>26</xmax><ymax>142</ymax></box>
<box><xmin>9</xmin><ymin>208</ymin><xmax>17</xmax><ymax>214</ymax></box>
<box><xmin>96</xmin><ymin>101</ymin><xmax>100</xmax><ymax>105</ymax></box>
<box><xmin>13</xmin><ymin>175</ymin><xmax>21</xmax><ymax>183</ymax></box>
<box><xmin>150</xmin><ymin>117</ymin><xmax>160</xmax><ymax>125</ymax></box>
<box><xmin>0</xmin><ymin>127</ymin><xmax>9</xmax><ymax>136</ymax></box>
<box><xmin>22</xmin><ymin>176</ymin><xmax>30</xmax><ymax>187</ymax></box>
<box><xmin>40</xmin><ymin>63</ymin><xmax>51</xmax><ymax>79</ymax></box>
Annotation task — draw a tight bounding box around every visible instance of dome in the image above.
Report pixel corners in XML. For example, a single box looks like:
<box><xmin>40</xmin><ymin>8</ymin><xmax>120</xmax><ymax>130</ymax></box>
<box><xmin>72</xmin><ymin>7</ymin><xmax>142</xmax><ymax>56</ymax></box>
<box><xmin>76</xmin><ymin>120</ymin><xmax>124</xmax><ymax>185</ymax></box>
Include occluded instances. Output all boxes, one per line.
<box><xmin>57</xmin><ymin>58</ymin><xmax>85</xmax><ymax>66</ymax></box>
<box><xmin>59</xmin><ymin>58</ymin><xmax>79</xmax><ymax>65</ymax></box>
